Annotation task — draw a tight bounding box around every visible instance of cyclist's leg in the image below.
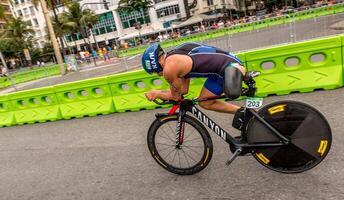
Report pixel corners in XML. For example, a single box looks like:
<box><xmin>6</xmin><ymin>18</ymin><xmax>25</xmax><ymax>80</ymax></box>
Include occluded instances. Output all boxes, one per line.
<box><xmin>198</xmin><ymin>75</ymin><xmax>240</xmax><ymax>114</ymax></box>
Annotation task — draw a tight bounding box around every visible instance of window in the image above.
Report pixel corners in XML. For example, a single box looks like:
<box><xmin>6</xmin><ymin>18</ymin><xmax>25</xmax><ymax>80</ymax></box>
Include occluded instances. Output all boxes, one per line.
<box><xmin>18</xmin><ymin>10</ymin><xmax>23</xmax><ymax>17</ymax></box>
<box><xmin>20</xmin><ymin>0</ymin><xmax>25</xmax><ymax>3</ymax></box>
<box><xmin>23</xmin><ymin>8</ymin><xmax>29</xmax><ymax>15</ymax></box>
<box><xmin>26</xmin><ymin>20</ymin><xmax>32</xmax><ymax>27</ymax></box>
<box><xmin>207</xmin><ymin>0</ymin><xmax>214</xmax><ymax>6</ymax></box>
<box><xmin>14</xmin><ymin>0</ymin><xmax>19</xmax><ymax>5</ymax></box>
<box><xmin>29</xmin><ymin>6</ymin><xmax>35</xmax><ymax>15</ymax></box>
<box><xmin>32</xmin><ymin>18</ymin><xmax>39</xmax><ymax>26</ymax></box>
<box><xmin>156</xmin><ymin>5</ymin><xmax>180</xmax><ymax>18</ymax></box>
<box><xmin>64</xmin><ymin>12</ymin><xmax>115</xmax><ymax>41</ymax></box>
<box><xmin>120</xmin><ymin>9</ymin><xmax>150</xmax><ymax>29</ymax></box>
<box><xmin>92</xmin><ymin>12</ymin><xmax>116</xmax><ymax>36</ymax></box>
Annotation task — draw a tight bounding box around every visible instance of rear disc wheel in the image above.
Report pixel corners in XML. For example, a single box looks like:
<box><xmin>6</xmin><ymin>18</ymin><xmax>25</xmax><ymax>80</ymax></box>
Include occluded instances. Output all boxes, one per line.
<box><xmin>246</xmin><ymin>101</ymin><xmax>332</xmax><ymax>173</ymax></box>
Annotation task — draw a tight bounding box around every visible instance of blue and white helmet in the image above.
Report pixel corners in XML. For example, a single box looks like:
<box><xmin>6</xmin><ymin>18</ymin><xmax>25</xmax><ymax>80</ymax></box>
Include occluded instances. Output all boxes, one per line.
<box><xmin>141</xmin><ymin>43</ymin><xmax>164</xmax><ymax>74</ymax></box>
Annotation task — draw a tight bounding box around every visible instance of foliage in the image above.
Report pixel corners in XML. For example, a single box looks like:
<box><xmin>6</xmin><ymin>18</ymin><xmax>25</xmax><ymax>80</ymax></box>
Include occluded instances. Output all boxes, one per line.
<box><xmin>117</xmin><ymin>0</ymin><xmax>153</xmax><ymax>13</ymax></box>
<box><xmin>0</xmin><ymin>17</ymin><xmax>35</xmax><ymax>57</ymax></box>
<box><xmin>59</xmin><ymin>1</ymin><xmax>98</xmax><ymax>38</ymax></box>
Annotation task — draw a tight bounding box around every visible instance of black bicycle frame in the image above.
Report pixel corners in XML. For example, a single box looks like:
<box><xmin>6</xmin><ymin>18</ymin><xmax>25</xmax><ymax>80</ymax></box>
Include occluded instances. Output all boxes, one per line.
<box><xmin>156</xmin><ymin>71</ymin><xmax>290</xmax><ymax>152</ymax></box>
<box><xmin>170</xmin><ymin>99</ymin><xmax>289</xmax><ymax>152</ymax></box>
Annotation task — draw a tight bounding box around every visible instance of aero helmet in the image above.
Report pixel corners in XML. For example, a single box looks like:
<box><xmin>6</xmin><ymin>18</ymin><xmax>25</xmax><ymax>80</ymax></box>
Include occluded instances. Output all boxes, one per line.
<box><xmin>141</xmin><ymin>43</ymin><xmax>164</xmax><ymax>74</ymax></box>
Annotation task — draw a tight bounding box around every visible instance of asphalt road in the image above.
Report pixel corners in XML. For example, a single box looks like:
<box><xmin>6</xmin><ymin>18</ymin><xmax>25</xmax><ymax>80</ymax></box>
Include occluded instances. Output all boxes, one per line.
<box><xmin>0</xmin><ymin>88</ymin><xmax>343</xmax><ymax>200</ymax></box>
<box><xmin>4</xmin><ymin>13</ymin><xmax>344</xmax><ymax>93</ymax></box>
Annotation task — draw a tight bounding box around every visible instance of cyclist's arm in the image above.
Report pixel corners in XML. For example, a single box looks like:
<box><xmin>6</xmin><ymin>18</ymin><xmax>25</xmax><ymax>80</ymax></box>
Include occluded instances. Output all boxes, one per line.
<box><xmin>181</xmin><ymin>79</ymin><xmax>190</xmax><ymax>95</ymax></box>
<box><xmin>153</xmin><ymin>78</ymin><xmax>188</xmax><ymax>100</ymax></box>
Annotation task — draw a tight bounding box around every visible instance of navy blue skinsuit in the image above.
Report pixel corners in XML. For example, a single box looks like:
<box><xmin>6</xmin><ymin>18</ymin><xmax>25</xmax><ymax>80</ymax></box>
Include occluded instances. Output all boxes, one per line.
<box><xmin>166</xmin><ymin>42</ymin><xmax>243</xmax><ymax>95</ymax></box>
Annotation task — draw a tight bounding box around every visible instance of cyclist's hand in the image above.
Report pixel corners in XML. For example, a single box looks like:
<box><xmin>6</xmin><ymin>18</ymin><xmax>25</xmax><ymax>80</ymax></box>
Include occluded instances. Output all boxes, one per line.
<box><xmin>144</xmin><ymin>90</ymin><xmax>159</xmax><ymax>101</ymax></box>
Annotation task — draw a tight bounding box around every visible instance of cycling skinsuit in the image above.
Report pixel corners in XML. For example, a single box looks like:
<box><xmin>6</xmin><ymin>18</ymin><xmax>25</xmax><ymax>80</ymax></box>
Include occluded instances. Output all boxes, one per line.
<box><xmin>166</xmin><ymin>42</ymin><xmax>243</xmax><ymax>96</ymax></box>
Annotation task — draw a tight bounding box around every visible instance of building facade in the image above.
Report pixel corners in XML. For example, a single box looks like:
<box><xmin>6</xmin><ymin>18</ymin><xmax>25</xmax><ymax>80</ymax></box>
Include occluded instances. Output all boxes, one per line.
<box><xmin>0</xmin><ymin>0</ymin><xmax>13</xmax><ymax>29</ymax></box>
<box><xmin>56</xmin><ymin>0</ymin><xmax>187</xmax><ymax>49</ymax></box>
<box><xmin>10</xmin><ymin>0</ymin><xmax>48</xmax><ymax>48</ymax></box>
<box><xmin>191</xmin><ymin>0</ymin><xmax>238</xmax><ymax>16</ymax></box>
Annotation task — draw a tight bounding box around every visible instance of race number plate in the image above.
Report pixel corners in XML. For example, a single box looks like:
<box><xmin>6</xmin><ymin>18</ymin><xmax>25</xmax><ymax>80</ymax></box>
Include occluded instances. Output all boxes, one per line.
<box><xmin>246</xmin><ymin>97</ymin><xmax>263</xmax><ymax>109</ymax></box>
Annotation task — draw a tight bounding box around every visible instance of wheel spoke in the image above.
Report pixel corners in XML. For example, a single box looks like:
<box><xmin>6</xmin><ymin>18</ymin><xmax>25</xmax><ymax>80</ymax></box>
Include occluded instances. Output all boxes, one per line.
<box><xmin>156</xmin><ymin>145</ymin><xmax>175</xmax><ymax>153</ymax></box>
<box><xmin>155</xmin><ymin>142</ymin><xmax>175</xmax><ymax>147</ymax></box>
<box><xmin>180</xmin><ymin>148</ymin><xmax>191</xmax><ymax>168</ymax></box>
<box><xmin>160</xmin><ymin>126</ymin><xmax>175</xmax><ymax>142</ymax></box>
<box><xmin>167</xmin><ymin>123</ymin><xmax>176</xmax><ymax>136</ymax></box>
<box><xmin>183</xmin><ymin>145</ymin><xmax>204</xmax><ymax>157</ymax></box>
<box><xmin>184</xmin><ymin>127</ymin><xmax>196</xmax><ymax>141</ymax></box>
<box><xmin>171</xmin><ymin>149</ymin><xmax>178</xmax><ymax>164</ymax></box>
<box><xmin>185</xmin><ymin>137</ymin><xmax>202</xmax><ymax>143</ymax></box>
<box><xmin>181</xmin><ymin>148</ymin><xmax>199</xmax><ymax>163</ymax></box>
<box><xmin>164</xmin><ymin>147</ymin><xmax>177</xmax><ymax>161</ymax></box>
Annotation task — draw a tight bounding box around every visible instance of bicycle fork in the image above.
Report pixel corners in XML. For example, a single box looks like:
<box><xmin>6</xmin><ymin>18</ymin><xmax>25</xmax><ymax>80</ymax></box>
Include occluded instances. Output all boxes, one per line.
<box><xmin>175</xmin><ymin>110</ymin><xmax>186</xmax><ymax>148</ymax></box>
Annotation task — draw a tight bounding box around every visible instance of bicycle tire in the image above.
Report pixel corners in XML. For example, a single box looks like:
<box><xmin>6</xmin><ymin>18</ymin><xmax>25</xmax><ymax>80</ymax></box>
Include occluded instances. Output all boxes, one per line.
<box><xmin>246</xmin><ymin>100</ymin><xmax>332</xmax><ymax>173</ymax></box>
<box><xmin>147</xmin><ymin>114</ymin><xmax>213</xmax><ymax>175</ymax></box>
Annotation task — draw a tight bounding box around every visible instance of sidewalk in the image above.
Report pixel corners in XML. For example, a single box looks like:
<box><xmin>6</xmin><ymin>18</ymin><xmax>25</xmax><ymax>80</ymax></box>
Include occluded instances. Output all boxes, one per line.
<box><xmin>0</xmin><ymin>58</ymin><xmax>141</xmax><ymax>94</ymax></box>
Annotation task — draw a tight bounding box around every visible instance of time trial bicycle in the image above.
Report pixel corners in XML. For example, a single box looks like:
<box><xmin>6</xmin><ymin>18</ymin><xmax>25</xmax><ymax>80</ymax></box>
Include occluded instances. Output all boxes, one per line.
<box><xmin>147</xmin><ymin>71</ymin><xmax>332</xmax><ymax>175</ymax></box>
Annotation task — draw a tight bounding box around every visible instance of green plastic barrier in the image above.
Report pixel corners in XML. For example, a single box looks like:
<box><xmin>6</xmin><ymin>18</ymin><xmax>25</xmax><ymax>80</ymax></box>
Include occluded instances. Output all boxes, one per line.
<box><xmin>8</xmin><ymin>86</ymin><xmax>61</xmax><ymax>125</ymax></box>
<box><xmin>0</xmin><ymin>34</ymin><xmax>342</xmax><ymax>127</ymax></box>
<box><xmin>341</xmin><ymin>35</ymin><xmax>344</xmax><ymax>80</ymax></box>
<box><xmin>245</xmin><ymin>36</ymin><xmax>343</xmax><ymax>97</ymax></box>
<box><xmin>107</xmin><ymin>69</ymin><xmax>207</xmax><ymax>112</ymax></box>
<box><xmin>0</xmin><ymin>77</ymin><xmax>10</xmax><ymax>89</ymax></box>
<box><xmin>54</xmin><ymin>77</ymin><xmax>115</xmax><ymax>119</ymax></box>
<box><xmin>107</xmin><ymin>70</ymin><xmax>169</xmax><ymax>112</ymax></box>
<box><xmin>0</xmin><ymin>94</ymin><xmax>15</xmax><ymax>127</ymax></box>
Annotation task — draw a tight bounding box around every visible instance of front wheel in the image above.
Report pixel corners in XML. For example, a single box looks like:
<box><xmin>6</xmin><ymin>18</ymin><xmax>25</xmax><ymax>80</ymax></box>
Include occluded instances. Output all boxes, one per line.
<box><xmin>147</xmin><ymin>114</ymin><xmax>213</xmax><ymax>175</ymax></box>
<box><xmin>246</xmin><ymin>100</ymin><xmax>332</xmax><ymax>173</ymax></box>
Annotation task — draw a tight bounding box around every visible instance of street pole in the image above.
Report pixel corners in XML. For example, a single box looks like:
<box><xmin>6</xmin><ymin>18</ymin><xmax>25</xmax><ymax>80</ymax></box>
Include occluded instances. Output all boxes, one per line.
<box><xmin>40</xmin><ymin>0</ymin><xmax>65</xmax><ymax>75</ymax></box>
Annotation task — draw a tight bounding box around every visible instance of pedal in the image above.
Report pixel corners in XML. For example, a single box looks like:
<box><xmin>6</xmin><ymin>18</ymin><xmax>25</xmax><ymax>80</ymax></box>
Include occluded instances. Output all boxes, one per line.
<box><xmin>226</xmin><ymin>148</ymin><xmax>242</xmax><ymax>166</ymax></box>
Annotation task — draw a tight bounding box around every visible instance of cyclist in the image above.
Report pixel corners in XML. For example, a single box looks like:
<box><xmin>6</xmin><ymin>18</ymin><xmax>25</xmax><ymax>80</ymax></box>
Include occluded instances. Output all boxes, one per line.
<box><xmin>141</xmin><ymin>42</ymin><xmax>246</xmax><ymax>115</ymax></box>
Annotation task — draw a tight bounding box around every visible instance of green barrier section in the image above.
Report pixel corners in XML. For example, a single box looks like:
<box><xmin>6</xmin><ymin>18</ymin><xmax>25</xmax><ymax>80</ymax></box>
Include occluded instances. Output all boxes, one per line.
<box><xmin>245</xmin><ymin>36</ymin><xmax>343</xmax><ymax>97</ymax></box>
<box><xmin>54</xmin><ymin>77</ymin><xmax>115</xmax><ymax>119</ymax></box>
<box><xmin>0</xmin><ymin>65</ymin><xmax>61</xmax><ymax>89</ymax></box>
<box><xmin>107</xmin><ymin>70</ymin><xmax>170</xmax><ymax>112</ymax></box>
<box><xmin>107</xmin><ymin>69</ymin><xmax>206</xmax><ymax>112</ymax></box>
<box><xmin>341</xmin><ymin>35</ymin><xmax>344</xmax><ymax>85</ymax></box>
<box><xmin>0</xmin><ymin>77</ymin><xmax>11</xmax><ymax>89</ymax></box>
<box><xmin>0</xmin><ymin>94</ymin><xmax>15</xmax><ymax>127</ymax></box>
<box><xmin>8</xmin><ymin>86</ymin><xmax>61</xmax><ymax>125</ymax></box>
<box><xmin>0</xmin><ymin>34</ymin><xmax>342</xmax><ymax>127</ymax></box>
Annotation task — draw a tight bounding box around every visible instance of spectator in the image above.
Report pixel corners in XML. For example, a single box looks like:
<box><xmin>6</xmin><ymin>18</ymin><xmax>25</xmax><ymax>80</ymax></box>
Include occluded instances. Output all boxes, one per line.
<box><xmin>79</xmin><ymin>51</ymin><xmax>85</xmax><ymax>63</ymax></box>
<box><xmin>102</xmin><ymin>47</ymin><xmax>110</xmax><ymax>62</ymax></box>
<box><xmin>97</xmin><ymin>48</ymin><xmax>103</xmax><ymax>60</ymax></box>
<box><xmin>158</xmin><ymin>34</ymin><xmax>163</xmax><ymax>42</ymax></box>
<box><xmin>200</xmin><ymin>24</ymin><xmax>206</xmax><ymax>32</ymax></box>
<box><xmin>84</xmin><ymin>50</ymin><xmax>91</xmax><ymax>63</ymax></box>
<box><xmin>217</xmin><ymin>20</ymin><xmax>224</xmax><ymax>28</ymax></box>
<box><xmin>92</xmin><ymin>49</ymin><xmax>97</xmax><ymax>58</ymax></box>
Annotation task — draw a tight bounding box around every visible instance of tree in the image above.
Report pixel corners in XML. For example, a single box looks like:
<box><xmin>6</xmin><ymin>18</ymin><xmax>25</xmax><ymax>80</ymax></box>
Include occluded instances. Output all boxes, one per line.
<box><xmin>183</xmin><ymin>0</ymin><xmax>197</xmax><ymax>19</ymax></box>
<box><xmin>32</xmin><ymin>0</ymin><xmax>72</xmax><ymax>54</ymax></box>
<box><xmin>0</xmin><ymin>17</ymin><xmax>35</xmax><ymax>65</ymax></box>
<box><xmin>118</xmin><ymin>0</ymin><xmax>197</xmax><ymax>20</ymax></box>
<box><xmin>59</xmin><ymin>1</ymin><xmax>98</xmax><ymax>50</ymax></box>
<box><xmin>117</xmin><ymin>0</ymin><xmax>153</xmax><ymax>13</ymax></box>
